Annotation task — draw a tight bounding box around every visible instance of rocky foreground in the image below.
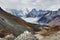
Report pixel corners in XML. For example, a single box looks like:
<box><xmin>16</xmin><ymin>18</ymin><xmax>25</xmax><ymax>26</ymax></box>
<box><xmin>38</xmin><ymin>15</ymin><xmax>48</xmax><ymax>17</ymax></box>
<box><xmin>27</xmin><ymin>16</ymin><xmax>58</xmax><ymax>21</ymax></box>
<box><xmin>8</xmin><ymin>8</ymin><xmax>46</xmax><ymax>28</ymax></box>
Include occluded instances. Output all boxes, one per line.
<box><xmin>0</xmin><ymin>31</ymin><xmax>60</xmax><ymax>40</ymax></box>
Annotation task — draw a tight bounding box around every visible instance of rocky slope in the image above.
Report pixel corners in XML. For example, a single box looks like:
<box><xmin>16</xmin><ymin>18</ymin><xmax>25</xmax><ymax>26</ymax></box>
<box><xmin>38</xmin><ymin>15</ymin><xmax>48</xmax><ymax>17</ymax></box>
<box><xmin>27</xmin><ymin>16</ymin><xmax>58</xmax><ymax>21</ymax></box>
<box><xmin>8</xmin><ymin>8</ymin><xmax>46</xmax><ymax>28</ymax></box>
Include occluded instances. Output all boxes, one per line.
<box><xmin>0</xmin><ymin>7</ymin><xmax>44</xmax><ymax>37</ymax></box>
<box><xmin>0</xmin><ymin>7</ymin><xmax>34</xmax><ymax>36</ymax></box>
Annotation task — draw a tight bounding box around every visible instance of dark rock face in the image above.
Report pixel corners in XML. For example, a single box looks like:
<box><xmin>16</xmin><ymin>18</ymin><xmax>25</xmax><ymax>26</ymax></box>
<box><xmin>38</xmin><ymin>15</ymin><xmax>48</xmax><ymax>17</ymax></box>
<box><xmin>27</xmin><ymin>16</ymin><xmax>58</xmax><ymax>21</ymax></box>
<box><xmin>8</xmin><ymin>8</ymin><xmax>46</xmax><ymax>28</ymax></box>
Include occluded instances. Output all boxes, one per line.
<box><xmin>0</xmin><ymin>7</ymin><xmax>32</xmax><ymax>36</ymax></box>
<box><xmin>38</xmin><ymin>16</ymin><xmax>51</xmax><ymax>23</ymax></box>
<box><xmin>27</xmin><ymin>9</ymin><xmax>47</xmax><ymax>17</ymax></box>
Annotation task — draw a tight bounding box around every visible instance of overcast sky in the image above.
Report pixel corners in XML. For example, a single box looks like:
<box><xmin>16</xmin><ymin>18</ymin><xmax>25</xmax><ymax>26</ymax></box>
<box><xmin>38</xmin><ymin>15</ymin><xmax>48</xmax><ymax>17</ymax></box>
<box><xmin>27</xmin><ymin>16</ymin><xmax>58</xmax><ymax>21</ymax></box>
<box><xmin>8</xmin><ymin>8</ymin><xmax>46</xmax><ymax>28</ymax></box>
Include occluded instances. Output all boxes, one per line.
<box><xmin>0</xmin><ymin>0</ymin><xmax>60</xmax><ymax>10</ymax></box>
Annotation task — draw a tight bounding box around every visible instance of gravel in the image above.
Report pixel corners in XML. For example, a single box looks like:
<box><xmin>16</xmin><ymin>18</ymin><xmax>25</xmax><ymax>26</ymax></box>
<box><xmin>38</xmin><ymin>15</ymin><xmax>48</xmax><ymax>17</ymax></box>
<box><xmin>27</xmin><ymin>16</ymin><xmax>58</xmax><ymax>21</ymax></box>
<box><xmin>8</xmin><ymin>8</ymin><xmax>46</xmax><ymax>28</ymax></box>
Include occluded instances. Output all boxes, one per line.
<box><xmin>0</xmin><ymin>38</ymin><xmax>6</xmax><ymax>40</ymax></box>
<box><xmin>41</xmin><ymin>31</ymin><xmax>60</xmax><ymax>40</ymax></box>
<box><xmin>0</xmin><ymin>31</ymin><xmax>60</xmax><ymax>40</ymax></box>
<box><xmin>4</xmin><ymin>34</ymin><xmax>15</xmax><ymax>40</ymax></box>
<box><xmin>15</xmin><ymin>31</ymin><xmax>38</xmax><ymax>40</ymax></box>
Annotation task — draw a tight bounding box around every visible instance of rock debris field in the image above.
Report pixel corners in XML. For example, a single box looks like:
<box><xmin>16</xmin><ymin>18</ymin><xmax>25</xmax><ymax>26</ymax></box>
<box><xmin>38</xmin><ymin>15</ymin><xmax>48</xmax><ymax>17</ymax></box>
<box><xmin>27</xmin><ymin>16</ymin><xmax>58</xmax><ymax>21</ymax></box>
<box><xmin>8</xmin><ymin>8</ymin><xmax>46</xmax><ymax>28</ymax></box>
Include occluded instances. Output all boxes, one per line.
<box><xmin>0</xmin><ymin>31</ymin><xmax>60</xmax><ymax>40</ymax></box>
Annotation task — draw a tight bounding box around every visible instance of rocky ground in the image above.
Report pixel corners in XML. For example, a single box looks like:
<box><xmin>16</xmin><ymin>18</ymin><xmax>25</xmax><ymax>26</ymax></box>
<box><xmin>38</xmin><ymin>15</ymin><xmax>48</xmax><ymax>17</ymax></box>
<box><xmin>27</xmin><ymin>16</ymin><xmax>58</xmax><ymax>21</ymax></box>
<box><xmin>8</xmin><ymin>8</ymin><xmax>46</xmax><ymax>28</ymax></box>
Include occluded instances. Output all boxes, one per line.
<box><xmin>0</xmin><ymin>31</ymin><xmax>60</xmax><ymax>40</ymax></box>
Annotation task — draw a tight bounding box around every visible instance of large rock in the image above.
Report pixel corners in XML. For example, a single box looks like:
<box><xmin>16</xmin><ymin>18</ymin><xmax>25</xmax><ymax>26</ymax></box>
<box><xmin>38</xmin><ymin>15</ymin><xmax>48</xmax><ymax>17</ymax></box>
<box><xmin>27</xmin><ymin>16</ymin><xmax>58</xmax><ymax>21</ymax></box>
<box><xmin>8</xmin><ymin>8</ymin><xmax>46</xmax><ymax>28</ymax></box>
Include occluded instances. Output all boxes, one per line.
<box><xmin>34</xmin><ymin>34</ymin><xmax>44</xmax><ymax>40</ymax></box>
<box><xmin>15</xmin><ymin>31</ymin><xmax>38</xmax><ymax>40</ymax></box>
<box><xmin>4</xmin><ymin>34</ymin><xmax>15</xmax><ymax>40</ymax></box>
<box><xmin>0</xmin><ymin>38</ymin><xmax>6</xmax><ymax>40</ymax></box>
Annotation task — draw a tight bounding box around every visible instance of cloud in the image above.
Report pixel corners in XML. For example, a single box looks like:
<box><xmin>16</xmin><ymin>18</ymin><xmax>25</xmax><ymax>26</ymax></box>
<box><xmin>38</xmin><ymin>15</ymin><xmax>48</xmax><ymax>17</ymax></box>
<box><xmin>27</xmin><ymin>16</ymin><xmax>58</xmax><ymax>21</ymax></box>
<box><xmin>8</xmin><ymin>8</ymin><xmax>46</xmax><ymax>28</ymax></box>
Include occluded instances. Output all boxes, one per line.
<box><xmin>0</xmin><ymin>0</ymin><xmax>60</xmax><ymax>10</ymax></box>
<box><xmin>46</xmin><ymin>4</ymin><xmax>59</xmax><ymax>10</ymax></box>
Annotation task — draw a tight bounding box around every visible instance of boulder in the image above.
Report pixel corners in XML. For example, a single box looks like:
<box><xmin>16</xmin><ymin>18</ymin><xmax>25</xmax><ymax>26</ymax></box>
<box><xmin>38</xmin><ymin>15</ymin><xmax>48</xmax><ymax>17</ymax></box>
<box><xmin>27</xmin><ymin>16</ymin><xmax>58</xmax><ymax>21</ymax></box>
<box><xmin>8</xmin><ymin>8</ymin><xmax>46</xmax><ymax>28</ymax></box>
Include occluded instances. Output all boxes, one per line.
<box><xmin>15</xmin><ymin>31</ymin><xmax>38</xmax><ymax>40</ymax></box>
<box><xmin>4</xmin><ymin>34</ymin><xmax>15</xmax><ymax>40</ymax></box>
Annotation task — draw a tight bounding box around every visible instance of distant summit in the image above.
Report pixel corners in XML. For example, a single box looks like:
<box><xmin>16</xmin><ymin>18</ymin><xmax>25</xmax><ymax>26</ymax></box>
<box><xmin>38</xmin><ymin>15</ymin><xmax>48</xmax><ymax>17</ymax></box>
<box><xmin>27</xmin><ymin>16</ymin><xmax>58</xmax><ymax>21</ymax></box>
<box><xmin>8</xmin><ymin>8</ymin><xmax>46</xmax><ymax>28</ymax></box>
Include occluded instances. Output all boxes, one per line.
<box><xmin>5</xmin><ymin>8</ymin><xmax>60</xmax><ymax>26</ymax></box>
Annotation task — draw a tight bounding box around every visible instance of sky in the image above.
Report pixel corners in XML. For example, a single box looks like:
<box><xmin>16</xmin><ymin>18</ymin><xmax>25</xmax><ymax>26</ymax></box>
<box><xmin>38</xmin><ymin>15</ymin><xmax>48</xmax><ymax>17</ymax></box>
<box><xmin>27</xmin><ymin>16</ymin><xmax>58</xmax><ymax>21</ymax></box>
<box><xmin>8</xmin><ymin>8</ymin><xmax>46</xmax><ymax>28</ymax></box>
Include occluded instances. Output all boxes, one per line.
<box><xmin>0</xmin><ymin>0</ymin><xmax>60</xmax><ymax>10</ymax></box>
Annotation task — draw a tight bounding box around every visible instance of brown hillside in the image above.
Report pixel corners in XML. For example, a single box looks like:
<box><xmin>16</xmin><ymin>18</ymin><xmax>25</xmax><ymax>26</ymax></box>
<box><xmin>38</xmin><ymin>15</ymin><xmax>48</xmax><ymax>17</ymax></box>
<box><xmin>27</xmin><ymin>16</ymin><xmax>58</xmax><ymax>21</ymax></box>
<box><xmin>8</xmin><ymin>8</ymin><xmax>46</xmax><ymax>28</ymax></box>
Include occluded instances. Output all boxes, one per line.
<box><xmin>0</xmin><ymin>7</ymin><xmax>41</xmax><ymax>36</ymax></box>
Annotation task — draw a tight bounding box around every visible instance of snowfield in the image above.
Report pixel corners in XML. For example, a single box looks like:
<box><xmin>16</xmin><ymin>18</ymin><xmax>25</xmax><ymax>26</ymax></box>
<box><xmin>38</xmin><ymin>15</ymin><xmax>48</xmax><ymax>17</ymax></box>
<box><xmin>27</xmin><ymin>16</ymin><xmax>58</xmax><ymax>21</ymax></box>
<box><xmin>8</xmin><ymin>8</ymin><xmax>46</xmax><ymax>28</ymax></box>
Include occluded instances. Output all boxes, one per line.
<box><xmin>21</xmin><ymin>17</ymin><xmax>40</xmax><ymax>24</ymax></box>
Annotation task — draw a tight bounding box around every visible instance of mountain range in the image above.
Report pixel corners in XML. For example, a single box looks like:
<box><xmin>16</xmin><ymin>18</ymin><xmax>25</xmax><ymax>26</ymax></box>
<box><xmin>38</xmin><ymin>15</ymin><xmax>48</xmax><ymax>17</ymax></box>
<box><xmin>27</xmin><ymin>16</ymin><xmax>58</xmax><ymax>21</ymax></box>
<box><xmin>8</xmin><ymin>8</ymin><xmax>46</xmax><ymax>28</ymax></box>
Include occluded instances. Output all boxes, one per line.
<box><xmin>6</xmin><ymin>8</ymin><xmax>60</xmax><ymax>26</ymax></box>
<box><xmin>0</xmin><ymin>7</ymin><xmax>43</xmax><ymax>36</ymax></box>
<box><xmin>3</xmin><ymin>7</ymin><xmax>50</xmax><ymax>36</ymax></box>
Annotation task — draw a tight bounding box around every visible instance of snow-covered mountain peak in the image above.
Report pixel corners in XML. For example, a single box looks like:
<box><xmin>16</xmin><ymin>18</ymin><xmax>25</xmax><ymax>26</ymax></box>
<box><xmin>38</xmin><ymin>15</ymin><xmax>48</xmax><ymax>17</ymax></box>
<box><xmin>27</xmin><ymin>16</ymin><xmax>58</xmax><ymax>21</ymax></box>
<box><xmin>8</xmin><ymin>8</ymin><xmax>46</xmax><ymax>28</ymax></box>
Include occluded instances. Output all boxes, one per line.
<box><xmin>5</xmin><ymin>8</ymin><xmax>60</xmax><ymax>25</ymax></box>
